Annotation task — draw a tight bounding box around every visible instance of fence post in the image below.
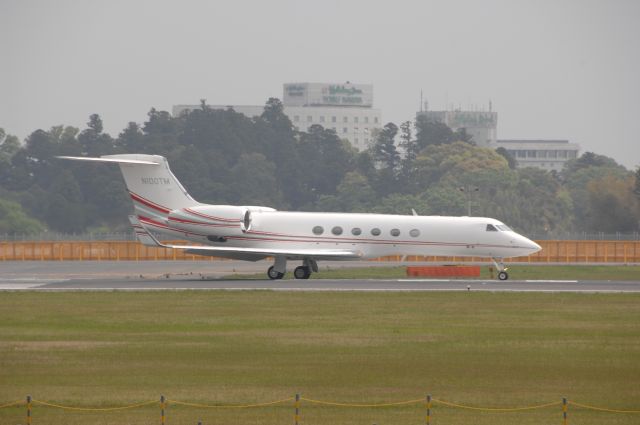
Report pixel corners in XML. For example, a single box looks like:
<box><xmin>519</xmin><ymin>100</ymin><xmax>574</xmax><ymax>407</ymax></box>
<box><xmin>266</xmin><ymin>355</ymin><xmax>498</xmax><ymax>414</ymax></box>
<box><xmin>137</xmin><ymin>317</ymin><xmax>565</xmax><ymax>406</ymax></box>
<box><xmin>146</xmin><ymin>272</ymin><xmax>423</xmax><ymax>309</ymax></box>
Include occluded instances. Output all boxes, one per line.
<box><xmin>26</xmin><ymin>395</ymin><xmax>32</xmax><ymax>425</ymax></box>
<box><xmin>161</xmin><ymin>395</ymin><xmax>166</xmax><ymax>425</ymax></box>
<box><xmin>562</xmin><ymin>397</ymin><xmax>567</xmax><ymax>425</ymax></box>
<box><xmin>295</xmin><ymin>393</ymin><xmax>300</xmax><ymax>425</ymax></box>
<box><xmin>426</xmin><ymin>394</ymin><xmax>431</xmax><ymax>425</ymax></box>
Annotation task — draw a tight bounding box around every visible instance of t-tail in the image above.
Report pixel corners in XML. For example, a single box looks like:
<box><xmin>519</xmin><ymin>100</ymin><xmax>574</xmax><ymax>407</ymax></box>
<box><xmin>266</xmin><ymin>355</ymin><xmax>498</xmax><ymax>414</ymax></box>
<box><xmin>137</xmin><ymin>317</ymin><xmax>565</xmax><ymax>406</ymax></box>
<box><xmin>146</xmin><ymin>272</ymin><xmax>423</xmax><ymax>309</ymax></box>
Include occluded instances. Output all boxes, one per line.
<box><xmin>57</xmin><ymin>154</ymin><xmax>200</xmax><ymax>223</ymax></box>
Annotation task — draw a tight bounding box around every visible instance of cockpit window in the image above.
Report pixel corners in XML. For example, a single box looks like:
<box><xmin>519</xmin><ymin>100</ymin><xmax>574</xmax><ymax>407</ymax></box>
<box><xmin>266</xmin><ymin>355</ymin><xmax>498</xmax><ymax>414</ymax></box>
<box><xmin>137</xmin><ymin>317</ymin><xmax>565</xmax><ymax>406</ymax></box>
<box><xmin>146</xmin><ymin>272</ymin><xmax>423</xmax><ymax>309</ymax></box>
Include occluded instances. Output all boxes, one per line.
<box><xmin>496</xmin><ymin>224</ymin><xmax>512</xmax><ymax>232</ymax></box>
<box><xmin>486</xmin><ymin>224</ymin><xmax>498</xmax><ymax>232</ymax></box>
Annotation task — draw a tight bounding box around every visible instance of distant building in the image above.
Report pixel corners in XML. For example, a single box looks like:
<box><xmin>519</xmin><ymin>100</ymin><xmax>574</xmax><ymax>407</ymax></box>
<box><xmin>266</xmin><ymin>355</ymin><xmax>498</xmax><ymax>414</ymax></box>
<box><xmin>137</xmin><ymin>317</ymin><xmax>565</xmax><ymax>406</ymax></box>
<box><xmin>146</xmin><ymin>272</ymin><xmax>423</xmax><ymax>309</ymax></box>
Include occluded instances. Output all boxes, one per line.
<box><xmin>173</xmin><ymin>82</ymin><xmax>382</xmax><ymax>151</ymax></box>
<box><xmin>416</xmin><ymin>109</ymin><xmax>498</xmax><ymax>148</ymax></box>
<box><xmin>496</xmin><ymin>139</ymin><xmax>580</xmax><ymax>171</ymax></box>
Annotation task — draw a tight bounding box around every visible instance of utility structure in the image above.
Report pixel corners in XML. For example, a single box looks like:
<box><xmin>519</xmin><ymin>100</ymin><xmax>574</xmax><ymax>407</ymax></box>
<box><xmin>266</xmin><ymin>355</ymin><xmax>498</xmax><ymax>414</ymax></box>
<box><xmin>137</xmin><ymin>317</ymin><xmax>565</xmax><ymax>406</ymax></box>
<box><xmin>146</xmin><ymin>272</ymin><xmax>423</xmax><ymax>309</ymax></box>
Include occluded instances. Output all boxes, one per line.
<box><xmin>459</xmin><ymin>185</ymin><xmax>479</xmax><ymax>216</ymax></box>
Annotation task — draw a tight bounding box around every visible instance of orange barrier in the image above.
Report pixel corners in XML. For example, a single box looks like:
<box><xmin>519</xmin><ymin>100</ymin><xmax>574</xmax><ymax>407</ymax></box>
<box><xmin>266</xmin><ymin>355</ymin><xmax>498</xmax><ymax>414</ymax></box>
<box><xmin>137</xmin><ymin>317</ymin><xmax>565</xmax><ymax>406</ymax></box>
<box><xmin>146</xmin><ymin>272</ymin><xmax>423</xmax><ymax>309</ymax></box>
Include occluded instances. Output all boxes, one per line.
<box><xmin>0</xmin><ymin>240</ymin><xmax>639</xmax><ymax>263</ymax></box>
<box><xmin>406</xmin><ymin>265</ymin><xmax>480</xmax><ymax>277</ymax></box>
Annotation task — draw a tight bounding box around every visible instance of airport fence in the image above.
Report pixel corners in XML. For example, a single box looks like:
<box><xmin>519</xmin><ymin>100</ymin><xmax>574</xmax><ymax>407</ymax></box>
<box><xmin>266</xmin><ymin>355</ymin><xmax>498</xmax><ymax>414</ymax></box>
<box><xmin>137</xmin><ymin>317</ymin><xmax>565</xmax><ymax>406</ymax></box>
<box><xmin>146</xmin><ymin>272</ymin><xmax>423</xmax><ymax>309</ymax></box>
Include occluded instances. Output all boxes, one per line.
<box><xmin>1</xmin><ymin>394</ymin><xmax>639</xmax><ymax>424</ymax></box>
<box><xmin>1</xmin><ymin>240</ymin><xmax>640</xmax><ymax>263</ymax></box>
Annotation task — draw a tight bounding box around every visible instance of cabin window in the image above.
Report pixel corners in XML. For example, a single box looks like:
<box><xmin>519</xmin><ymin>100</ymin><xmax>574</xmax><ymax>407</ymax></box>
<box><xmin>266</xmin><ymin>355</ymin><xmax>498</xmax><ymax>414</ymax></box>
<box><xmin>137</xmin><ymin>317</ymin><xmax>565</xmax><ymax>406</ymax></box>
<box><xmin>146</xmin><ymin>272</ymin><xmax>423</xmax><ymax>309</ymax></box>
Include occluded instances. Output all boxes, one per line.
<box><xmin>351</xmin><ymin>227</ymin><xmax>362</xmax><ymax>236</ymax></box>
<box><xmin>486</xmin><ymin>224</ymin><xmax>498</xmax><ymax>232</ymax></box>
<box><xmin>332</xmin><ymin>226</ymin><xmax>343</xmax><ymax>235</ymax></box>
<box><xmin>390</xmin><ymin>229</ymin><xmax>400</xmax><ymax>237</ymax></box>
<box><xmin>313</xmin><ymin>226</ymin><xmax>324</xmax><ymax>235</ymax></box>
<box><xmin>371</xmin><ymin>228</ymin><xmax>381</xmax><ymax>236</ymax></box>
<box><xmin>410</xmin><ymin>229</ymin><xmax>420</xmax><ymax>237</ymax></box>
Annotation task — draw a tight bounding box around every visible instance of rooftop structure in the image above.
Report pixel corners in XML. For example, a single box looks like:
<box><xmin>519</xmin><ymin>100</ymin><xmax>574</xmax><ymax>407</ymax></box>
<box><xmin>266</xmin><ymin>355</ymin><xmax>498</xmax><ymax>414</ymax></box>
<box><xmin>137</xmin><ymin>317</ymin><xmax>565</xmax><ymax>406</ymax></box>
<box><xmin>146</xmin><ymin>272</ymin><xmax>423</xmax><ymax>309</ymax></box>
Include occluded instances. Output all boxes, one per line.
<box><xmin>416</xmin><ymin>109</ymin><xmax>498</xmax><ymax>148</ymax></box>
<box><xmin>173</xmin><ymin>82</ymin><xmax>382</xmax><ymax>151</ymax></box>
<box><xmin>496</xmin><ymin>139</ymin><xmax>580</xmax><ymax>171</ymax></box>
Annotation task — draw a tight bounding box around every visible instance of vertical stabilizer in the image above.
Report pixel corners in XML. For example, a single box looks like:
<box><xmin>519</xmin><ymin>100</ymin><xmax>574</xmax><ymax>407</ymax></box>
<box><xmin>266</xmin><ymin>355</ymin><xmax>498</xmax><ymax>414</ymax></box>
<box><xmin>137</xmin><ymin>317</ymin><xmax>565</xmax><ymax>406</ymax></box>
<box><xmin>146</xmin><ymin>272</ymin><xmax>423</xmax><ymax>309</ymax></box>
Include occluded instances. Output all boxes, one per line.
<box><xmin>58</xmin><ymin>154</ymin><xmax>199</xmax><ymax>221</ymax></box>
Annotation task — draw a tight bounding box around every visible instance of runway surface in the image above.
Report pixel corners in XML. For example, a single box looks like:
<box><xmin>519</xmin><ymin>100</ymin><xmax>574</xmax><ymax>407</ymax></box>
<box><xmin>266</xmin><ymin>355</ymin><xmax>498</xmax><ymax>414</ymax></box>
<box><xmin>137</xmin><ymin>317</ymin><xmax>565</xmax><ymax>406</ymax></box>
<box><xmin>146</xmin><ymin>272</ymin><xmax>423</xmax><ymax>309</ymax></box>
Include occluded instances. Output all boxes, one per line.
<box><xmin>1</xmin><ymin>261</ymin><xmax>639</xmax><ymax>292</ymax></box>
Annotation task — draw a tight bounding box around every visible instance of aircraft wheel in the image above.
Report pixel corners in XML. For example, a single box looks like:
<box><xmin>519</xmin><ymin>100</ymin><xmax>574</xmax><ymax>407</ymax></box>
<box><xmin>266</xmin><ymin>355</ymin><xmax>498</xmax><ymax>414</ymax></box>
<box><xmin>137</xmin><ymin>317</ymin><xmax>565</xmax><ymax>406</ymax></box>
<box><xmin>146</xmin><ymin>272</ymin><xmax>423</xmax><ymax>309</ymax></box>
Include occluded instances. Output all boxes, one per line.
<box><xmin>267</xmin><ymin>266</ymin><xmax>284</xmax><ymax>280</ymax></box>
<box><xmin>498</xmin><ymin>271</ymin><xmax>509</xmax><ymax>281</ymax></box>
<box><xmin>294</xmin><ymin>266</ymin><xmax>311</xmax><ymax>280</ymax></box>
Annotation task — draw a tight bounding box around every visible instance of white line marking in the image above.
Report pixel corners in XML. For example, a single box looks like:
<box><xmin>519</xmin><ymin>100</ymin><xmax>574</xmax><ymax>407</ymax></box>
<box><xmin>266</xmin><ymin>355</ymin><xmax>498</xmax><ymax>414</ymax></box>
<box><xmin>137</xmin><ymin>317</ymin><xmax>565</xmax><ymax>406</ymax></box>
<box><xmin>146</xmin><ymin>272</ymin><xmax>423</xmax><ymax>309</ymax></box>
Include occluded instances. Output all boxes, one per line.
<box><xmin>524</xmin><ymin>280</ymin><xmax>578</xmax><ymax>283</ymax></box>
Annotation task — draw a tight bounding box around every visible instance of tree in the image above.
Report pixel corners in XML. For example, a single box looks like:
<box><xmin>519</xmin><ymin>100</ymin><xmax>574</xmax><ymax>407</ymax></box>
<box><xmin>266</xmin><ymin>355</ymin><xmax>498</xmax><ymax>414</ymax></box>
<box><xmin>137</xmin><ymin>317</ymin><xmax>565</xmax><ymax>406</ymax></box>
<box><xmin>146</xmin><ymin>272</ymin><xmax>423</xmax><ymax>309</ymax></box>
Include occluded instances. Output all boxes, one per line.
<box><xmin>0</xmin><ymin>198</ymin><xmax>46</xmax><ymax>235</ymax></box>
<box><xmin>315</xmin><ymin>171</ymin><xmax>376</xmax><ymax>212</ymax></box>
<box><xmin>415</xmin><ymin>115</ymin><xmax>456</xmax><ymax>150</ymax></box>
<box><xmin>370</xmin><ymin>123</ymin><xmax>401</xmax><ymax>196</ymax></box>
<box><xmin>296</xmin><ymin>125</ymin><xmax>355</xmax><ymax>207</ymax></box>
<box><xmin>398</xmin><ymin>121</ymin><xmax>419</xmax><ymax>192</ymax></box>
<box><xmin>495</xmin><ymin>147</ymin><xmax>517</xmax><ymax>169</ymax></box>
<box><xmin>78</xmin><ymin>114</ymin><xmax>114</xmax><ymax>157</ymax></box>
<box><xmin>230</xmin><ymin>153</ymin><xmax>284</xmax><ymax>207</ymax></box>
<box><xmin>587</xmin><ymin>175</ymin><xmax>640</xmax><ymax>232</ymax></box>
<box><xmin>562</xmin><ymin>152</ymin><xmax>630</xmax><ymax>231</ymax></box>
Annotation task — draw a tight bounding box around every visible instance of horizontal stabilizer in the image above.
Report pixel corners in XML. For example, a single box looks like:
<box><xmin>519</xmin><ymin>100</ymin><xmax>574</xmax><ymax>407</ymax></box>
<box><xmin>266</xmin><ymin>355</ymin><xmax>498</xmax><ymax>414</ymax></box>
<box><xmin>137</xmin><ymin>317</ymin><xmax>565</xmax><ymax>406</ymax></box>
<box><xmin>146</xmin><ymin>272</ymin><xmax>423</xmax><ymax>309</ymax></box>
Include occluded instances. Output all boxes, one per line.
<box><xmin>57</xmin><ymin>156</ymin><xmax>159</xmax><ymax>165</ymax></box>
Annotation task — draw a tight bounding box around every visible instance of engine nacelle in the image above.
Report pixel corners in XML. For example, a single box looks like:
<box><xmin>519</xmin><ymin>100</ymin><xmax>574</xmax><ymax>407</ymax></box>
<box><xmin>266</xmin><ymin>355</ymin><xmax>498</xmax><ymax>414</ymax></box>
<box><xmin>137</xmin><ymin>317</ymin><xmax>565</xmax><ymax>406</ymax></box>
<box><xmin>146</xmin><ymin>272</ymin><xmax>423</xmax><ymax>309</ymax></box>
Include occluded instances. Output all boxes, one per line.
<box><xmin>167</xmin><ymin>204</ymin><xmax>276</xmax><ymax>236</ymax></box>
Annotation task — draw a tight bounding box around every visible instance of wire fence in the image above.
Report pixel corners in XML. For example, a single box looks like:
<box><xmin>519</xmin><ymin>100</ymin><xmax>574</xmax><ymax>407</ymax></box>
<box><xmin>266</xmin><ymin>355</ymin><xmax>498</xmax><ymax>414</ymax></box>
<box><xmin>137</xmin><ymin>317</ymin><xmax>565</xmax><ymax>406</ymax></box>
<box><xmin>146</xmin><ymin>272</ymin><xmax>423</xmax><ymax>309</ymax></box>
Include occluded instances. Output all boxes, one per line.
<box><xmin>1</xmin><ymin>394</ymin><xmax>639</xmax><ymax>424</ymax></box>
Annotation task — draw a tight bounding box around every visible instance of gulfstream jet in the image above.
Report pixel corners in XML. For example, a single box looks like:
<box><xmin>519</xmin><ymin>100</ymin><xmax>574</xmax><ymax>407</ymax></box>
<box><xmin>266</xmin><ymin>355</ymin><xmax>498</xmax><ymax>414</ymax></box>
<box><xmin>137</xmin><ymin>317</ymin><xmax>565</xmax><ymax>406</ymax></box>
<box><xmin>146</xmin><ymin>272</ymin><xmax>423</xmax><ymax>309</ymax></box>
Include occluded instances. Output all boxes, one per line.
<box><xmin>58</xmin><ymin>154</ymin><xmax>541</xmax><ymax>280</ymax></box>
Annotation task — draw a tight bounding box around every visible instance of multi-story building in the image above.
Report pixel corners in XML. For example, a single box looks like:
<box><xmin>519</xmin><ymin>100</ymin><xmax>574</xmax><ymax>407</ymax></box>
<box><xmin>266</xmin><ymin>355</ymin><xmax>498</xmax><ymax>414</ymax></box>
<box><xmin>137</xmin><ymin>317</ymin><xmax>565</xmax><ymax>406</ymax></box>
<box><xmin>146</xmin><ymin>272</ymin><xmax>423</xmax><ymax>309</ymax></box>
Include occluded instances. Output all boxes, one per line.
<box><xmin>173</xmin><ymin>82</ymin><xmax>382</xmax><ymax>151</ymax></box>
<box><xmin>496</xmin><ymin>139</ymin><xmax>580</xmax><ymax>171</ymax></box>
<box><xmin>416</xmin><ymin>109</ymin><xmax>498</xmax><ymax>148</ymax></box>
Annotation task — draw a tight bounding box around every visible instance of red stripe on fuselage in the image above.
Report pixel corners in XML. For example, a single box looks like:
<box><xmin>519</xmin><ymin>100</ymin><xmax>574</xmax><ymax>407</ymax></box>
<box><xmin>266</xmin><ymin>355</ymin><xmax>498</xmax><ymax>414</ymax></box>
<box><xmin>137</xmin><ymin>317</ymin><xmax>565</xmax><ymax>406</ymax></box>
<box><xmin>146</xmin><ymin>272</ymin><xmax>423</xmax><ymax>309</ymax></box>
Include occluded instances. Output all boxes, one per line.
<box><xmin>129</xmin><ymin>191</ymin><xmax>171</xmax><ymax>214</ymax></box>
<box><xmin>168</xmin><ymin>216</ymin><xmax>239</xmax><ymax>228</ymax></box>
<box><xmin>184</xmin><ymin>208</ymin><xmax>242</xmax><ymax>223</ymax></box>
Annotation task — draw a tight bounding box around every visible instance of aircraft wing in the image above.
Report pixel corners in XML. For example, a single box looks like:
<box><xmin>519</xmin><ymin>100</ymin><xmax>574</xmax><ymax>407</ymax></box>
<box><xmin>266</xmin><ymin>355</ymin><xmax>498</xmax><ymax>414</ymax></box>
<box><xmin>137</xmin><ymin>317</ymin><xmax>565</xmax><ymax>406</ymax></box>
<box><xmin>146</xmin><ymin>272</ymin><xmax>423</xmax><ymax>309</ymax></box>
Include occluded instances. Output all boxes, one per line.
<box><xmin>128</xmin><ymin>216</ymin><xmax>362</xmax><ymax>261</ymax></box>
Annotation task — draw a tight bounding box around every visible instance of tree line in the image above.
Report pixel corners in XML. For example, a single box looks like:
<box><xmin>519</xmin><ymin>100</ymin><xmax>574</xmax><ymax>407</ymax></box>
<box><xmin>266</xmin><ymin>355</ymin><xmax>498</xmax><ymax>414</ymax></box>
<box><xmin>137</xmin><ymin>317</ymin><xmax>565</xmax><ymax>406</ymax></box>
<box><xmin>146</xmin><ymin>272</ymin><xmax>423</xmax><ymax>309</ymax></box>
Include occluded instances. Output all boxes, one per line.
<box><xmin>1</xmin><ymin>99</ymin><xmax>639</xmax><ymax>235</ymax></box>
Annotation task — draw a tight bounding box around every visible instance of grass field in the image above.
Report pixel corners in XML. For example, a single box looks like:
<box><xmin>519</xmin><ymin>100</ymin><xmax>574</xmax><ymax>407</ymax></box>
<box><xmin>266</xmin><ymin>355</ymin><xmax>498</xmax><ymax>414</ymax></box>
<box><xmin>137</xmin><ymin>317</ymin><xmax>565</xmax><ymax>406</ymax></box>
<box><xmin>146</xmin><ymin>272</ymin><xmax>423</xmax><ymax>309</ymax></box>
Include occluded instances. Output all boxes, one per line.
<box><xmin>1</xmin><ymin>291</ymin><xmax>640</xmax><ymax>424</ymax></box>
<box><xmin>231</xmin><ymin>264</ymin><xmax>640</xmax><ymax>280</ymax></box>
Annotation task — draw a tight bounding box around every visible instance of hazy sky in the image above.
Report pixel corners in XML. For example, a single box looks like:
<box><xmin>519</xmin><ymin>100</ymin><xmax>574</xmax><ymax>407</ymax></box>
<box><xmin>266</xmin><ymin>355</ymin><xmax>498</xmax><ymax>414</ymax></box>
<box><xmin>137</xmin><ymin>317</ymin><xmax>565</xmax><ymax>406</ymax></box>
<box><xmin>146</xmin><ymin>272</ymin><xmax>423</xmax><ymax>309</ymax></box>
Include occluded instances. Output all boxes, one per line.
<box><xmin>2</xmin><ymin>0</ymin><xmax>639</xmax><ymax>168</ymax></box>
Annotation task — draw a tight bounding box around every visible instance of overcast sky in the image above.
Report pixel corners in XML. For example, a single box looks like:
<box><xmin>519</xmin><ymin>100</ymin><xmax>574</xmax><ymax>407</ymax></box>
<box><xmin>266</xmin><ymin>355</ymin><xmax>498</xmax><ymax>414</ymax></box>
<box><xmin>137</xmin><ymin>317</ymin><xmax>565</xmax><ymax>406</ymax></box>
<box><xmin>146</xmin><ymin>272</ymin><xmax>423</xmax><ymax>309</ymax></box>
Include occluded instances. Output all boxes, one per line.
<box><xmin>2</xmin><ymin>0</ymin><xmax>639</xmax><ymax>168</ymax></box>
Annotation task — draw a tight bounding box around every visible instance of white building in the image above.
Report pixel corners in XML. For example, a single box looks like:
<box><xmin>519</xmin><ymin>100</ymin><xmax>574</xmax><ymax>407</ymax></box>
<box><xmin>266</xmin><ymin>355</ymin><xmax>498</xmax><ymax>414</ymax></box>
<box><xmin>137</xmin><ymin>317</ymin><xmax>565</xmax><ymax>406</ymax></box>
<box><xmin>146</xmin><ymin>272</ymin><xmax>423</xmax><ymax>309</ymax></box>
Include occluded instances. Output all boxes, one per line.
<box><xmin>496</xmin><ymin>139</ymin><xmax>580</xmax><ymax>171</ymax></box>
<box><xmin>415</xmin><ymin>109</ymin><xmax>498</xmax><ymax>148</ymax></box>
<box><xmin>173</xmin><ymin>82</ymin><xmax>382</xmax><ymax>151</ymax></box>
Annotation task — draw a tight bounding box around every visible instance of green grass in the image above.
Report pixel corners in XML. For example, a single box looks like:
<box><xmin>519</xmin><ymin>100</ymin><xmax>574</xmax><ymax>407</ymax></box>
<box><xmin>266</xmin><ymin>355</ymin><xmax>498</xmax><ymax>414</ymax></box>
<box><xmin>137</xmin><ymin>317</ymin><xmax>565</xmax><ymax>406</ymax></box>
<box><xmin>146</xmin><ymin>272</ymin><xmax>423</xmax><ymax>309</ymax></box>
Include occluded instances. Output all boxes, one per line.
<box><xmin>229</xmin><ymin>264</ymin><xmax>640</xmax><ymax>280</ymax></box>
<box><xmin>1</xmin><ymin>291</ymin><xmax>640</xmax><ymax>424</ymax></box>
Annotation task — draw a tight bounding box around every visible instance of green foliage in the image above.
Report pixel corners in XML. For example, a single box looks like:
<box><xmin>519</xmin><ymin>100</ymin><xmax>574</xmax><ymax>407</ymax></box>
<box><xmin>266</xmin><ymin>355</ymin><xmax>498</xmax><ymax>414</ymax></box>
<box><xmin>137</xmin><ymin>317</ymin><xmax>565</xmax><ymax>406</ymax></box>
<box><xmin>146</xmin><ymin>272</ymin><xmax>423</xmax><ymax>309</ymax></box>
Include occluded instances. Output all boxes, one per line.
<box><xmin>0</xmin><ymin>198</ymin><xmax>46</xmax><ymax>234</ymax></box>
<box><xmin>587</xmin><ymin>175</ymin><xmax>639</xmax><ymax>232</ymax></box>
<box><xmin>0</xmin><ymin>106</ymin><xmax>636</xmax><ymax>235</ymax></box>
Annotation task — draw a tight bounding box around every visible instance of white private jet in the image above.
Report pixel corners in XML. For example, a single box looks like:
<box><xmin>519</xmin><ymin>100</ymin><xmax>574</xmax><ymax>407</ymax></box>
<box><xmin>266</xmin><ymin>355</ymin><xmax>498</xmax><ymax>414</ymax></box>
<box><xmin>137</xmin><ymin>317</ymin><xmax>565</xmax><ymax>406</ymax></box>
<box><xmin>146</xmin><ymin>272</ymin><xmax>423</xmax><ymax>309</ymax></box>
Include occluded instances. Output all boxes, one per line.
<box><xmin>58</xmin><ymin>154</ymin><xmax>541</xmax><ymax>280</ymax></box>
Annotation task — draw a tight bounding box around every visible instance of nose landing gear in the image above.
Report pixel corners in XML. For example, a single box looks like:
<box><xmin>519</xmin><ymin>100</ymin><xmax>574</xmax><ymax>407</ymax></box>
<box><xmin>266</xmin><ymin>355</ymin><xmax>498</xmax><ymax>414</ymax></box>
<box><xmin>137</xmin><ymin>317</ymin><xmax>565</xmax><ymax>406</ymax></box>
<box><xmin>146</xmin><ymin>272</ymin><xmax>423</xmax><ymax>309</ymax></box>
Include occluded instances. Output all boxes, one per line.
<box><xmin>492</xmin><ymin>258</ymin><xmax>509</xmax><ymax>281</ymax></box>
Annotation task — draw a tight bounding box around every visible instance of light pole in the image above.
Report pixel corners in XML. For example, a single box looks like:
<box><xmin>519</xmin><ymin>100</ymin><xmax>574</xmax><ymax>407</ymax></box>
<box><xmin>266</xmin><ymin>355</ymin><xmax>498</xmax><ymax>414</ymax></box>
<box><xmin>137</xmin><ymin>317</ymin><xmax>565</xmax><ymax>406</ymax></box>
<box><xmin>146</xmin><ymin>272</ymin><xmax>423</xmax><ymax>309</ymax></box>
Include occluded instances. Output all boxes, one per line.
<box><xmin>458</xmin><ymin>185</ymin><xmax>479</xmax><ymax>216</ymax></box>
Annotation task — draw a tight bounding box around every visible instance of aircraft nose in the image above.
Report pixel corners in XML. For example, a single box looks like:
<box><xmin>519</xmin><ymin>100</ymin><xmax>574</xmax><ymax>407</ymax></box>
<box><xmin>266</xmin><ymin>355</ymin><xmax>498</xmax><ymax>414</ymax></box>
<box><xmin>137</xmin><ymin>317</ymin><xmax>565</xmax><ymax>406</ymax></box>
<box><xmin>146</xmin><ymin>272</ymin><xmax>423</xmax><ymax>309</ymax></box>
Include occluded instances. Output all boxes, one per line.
<box><xmin>523</xmin><ymin>237</ymin><xmax>541</xmax><ymax>254</ymax></box>
<box><xmin>512</xmin><ymin>234</ymin><xmax>541</xmax><ymax>255</ymax></box>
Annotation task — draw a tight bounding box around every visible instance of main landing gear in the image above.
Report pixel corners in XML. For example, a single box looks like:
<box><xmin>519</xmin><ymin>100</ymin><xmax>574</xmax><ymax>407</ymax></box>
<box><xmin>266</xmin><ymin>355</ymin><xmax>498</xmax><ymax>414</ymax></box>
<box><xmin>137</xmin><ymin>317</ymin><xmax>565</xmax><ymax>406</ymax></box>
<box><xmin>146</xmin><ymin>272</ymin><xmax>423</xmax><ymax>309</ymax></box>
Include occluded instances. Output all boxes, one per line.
<box><xmin>267</xmin><ymin>257</ymin><xmax>317</xmax><ymax>280</ymax></box>
<box><xmin>267</xmin><ymin>266</ymin><xmax>284</xmax><ymax>280</ymax></box>
<box><xmin>492</xmin><ymin>257</ymin><xmax>509</xmax><ymax>281</ymax></box>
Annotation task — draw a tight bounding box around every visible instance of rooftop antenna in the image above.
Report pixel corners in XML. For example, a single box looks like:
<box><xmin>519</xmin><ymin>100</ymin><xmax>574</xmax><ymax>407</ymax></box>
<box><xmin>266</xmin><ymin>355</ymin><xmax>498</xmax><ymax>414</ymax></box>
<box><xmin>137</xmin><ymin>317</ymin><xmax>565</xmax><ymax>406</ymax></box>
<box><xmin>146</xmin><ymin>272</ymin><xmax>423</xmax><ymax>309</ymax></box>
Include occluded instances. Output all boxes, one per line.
<box><xmin>420</xmin><ymin>90</ymin><xmax>423</xmax><ymax>112</ymax></box>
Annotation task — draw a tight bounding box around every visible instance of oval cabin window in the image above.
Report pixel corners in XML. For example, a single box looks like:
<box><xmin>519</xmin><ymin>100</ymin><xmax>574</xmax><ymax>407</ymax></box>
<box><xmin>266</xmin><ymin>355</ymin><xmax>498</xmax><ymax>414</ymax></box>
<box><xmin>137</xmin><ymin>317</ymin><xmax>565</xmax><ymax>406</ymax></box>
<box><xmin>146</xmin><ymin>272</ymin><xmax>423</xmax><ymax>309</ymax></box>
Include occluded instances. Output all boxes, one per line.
<box><xmin>410</xmin><ymin>229</ymin><xmax>420</xmax><ymax>237</ymax></box>
<box><xmin>351</xmin><ymin>227</ymin><xmax>362</xmax><ymax>236</ymax></box>
<box><xmin>390</xmin><ymin>229</ymin><xmax>400</xmax><ymax>237</ymax></box>
<box><xmin>371</xmin><ymin>228</ymin><xmax>381</xmax><ymax>236</ymax></box>
<box><xmin>312</xmin><ymin>226</ymin><xmax>324</xmax><ymax>235</ymax></box>
<box><xmin>332</xmin><ymin>226</ymin><xmax>343</xmax><ymax>235</ymax></box>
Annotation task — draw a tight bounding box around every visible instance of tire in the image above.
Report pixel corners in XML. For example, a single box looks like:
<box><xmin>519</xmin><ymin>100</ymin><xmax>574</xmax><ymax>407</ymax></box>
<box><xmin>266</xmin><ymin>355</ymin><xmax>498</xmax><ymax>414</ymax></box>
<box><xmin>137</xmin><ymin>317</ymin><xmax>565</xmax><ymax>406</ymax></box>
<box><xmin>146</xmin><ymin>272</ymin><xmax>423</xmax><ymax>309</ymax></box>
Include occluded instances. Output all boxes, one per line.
<box><xmin>268</xmin><ymin>266</ymin><xmax>284</xmax><ymax>280</ymax></box>
<box><xmin>294</xmin><ymin>266</ymin><xmax>311</xmax><ymax>279</ymax></box>
<box><xmin>498</xmin><ymin>271</ymin><xmax>509</xmax><ymax>281</ymax></box>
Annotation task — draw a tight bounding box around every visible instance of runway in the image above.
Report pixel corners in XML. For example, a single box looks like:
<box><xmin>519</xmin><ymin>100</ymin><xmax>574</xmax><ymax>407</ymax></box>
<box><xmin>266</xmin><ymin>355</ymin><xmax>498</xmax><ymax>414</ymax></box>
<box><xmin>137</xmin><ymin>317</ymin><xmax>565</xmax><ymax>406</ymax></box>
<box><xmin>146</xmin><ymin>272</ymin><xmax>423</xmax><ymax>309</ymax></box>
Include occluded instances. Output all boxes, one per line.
<box><xmin>3</xmin><ymin>277</ymin><xmax>640</xmax><ymax>293</ymax></box>
<box><xmin>1</xmin><ymin>261</ymin><xmax>639</xmax><ymax>292</ymax></box>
